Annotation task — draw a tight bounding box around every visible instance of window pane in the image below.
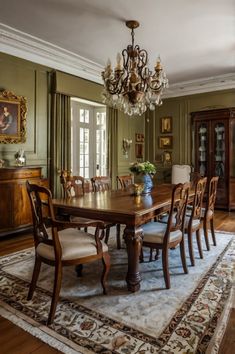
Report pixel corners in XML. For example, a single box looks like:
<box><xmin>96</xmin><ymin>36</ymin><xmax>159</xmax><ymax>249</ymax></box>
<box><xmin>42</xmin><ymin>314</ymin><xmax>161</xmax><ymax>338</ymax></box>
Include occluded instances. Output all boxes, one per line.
<box><xmin>80</xmin><ymin>128</ymin><xmax>84</xmax><ymax>142</ymax></box>
<box><xmin>85</xmin><ymin>110</ymin><xmax>89</xmax><ymax>123</ymax></box>
<box><xmin>85</xmin><ymin>155</ymin><xmax>89</xmax><ymax>167</ymax></box>
<box><xmin>80</xmin><ymin>155</ymin><xmax>84</xmax><ymax>167</ymax></box>
<box><xmin>96</xmin><ymin>112</ymin><xmax>101</xmax><ymax>125</ymax></box>
<box><xmin>80</xmin><ymin>109</ymin><xmax>84</xmax><ymax>123</ymax></box>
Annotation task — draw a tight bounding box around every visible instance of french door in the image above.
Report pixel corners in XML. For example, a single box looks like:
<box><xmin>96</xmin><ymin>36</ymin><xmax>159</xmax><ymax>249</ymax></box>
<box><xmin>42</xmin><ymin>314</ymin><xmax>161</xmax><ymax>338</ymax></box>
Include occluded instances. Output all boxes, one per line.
<box><xmin>71</xmin><ymin>99</ymin><xmax>107</xmax><ymax>178</ymax></box>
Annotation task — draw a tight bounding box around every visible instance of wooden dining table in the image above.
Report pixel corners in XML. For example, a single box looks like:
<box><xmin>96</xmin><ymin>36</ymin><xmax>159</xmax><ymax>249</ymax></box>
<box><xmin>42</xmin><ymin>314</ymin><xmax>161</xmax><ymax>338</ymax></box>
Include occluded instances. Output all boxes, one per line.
<box><xmin>53</xmin><ymin>184</ymin><xmax>190</xmax><ymax>292</ymax></box>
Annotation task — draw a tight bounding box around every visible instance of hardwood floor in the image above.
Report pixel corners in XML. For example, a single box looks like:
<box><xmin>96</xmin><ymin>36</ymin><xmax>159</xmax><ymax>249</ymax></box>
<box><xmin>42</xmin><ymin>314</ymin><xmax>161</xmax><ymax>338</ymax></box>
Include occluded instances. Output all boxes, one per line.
<box><xmin>0</xmin><ymin>211</ymin><xmax>234</xmax><ymax>354</ymax></box>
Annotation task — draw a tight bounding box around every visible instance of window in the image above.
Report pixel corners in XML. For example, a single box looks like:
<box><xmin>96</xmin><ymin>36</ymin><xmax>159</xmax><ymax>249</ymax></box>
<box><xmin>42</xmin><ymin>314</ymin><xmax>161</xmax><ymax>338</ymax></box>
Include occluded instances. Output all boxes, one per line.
<box><xmin>71</xmin><ymin>98</ymin><xmax>107</xmax><ymax>178</ymax></box>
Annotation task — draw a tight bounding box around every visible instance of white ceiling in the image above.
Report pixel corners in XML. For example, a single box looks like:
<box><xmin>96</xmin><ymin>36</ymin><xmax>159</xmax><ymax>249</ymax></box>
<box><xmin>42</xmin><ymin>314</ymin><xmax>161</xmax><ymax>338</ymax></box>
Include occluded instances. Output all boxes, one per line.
<box><xmin>0</xmin><ymin>0</ymin><xmax>234</xmax><ymax>96</ymax></box>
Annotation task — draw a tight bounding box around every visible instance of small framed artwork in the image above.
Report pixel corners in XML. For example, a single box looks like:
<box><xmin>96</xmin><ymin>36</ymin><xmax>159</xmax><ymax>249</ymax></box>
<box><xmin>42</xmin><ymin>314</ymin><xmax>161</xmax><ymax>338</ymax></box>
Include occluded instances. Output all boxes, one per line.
<box><xmin>160</xmin><ymin>116</ymin><xmax>172</xmax><ymax>133</ymax></box>
<box><xmin>135</xmin><ymin>133</ymin><xmax>144</xmax><ymax>143</ymax></box>
<box><xmin>163</xmin><ymin>151</ymin><xmax>172</xmax><ymax>165</ymax></box>
<box><xmin>135</xmin><ymin>143</ymin><xmax>143</xmax><ymax>158</ymax></box>
<box><xmin>159</xmin><ymin>136</ymin><xmax>173</xmax><ymax>149</ymax></box>
<box><xmin>0</xmin><ymin>90</ymin><xmax>27</xmax><ymax>143</ymax></box>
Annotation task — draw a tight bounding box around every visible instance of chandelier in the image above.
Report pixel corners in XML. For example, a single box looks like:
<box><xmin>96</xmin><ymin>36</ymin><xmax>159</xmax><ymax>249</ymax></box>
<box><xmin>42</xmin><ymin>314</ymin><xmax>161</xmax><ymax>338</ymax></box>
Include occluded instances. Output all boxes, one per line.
<box><xmin>101</xmin><ymin>20</ymin><xmax>168</xmax><ymax>116</ymax></box>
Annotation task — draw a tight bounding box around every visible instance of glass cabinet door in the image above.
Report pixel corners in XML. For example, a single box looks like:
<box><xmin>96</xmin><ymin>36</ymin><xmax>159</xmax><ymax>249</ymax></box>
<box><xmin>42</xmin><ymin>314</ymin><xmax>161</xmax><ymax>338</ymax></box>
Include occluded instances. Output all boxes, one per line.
<box><xmin>213</xmin><ymin>122</ymin><xmax>225</xmax><ymax>178</ymax></box>
<box><xmin>196</xmin><ymin>122</ymin><xmax>208</xmax><ymax>177</ymax></box>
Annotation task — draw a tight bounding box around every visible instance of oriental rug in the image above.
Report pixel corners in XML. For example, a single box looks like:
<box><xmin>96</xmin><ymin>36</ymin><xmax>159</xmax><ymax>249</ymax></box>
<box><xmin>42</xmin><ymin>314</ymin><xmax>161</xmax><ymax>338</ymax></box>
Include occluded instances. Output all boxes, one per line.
<box><xmin>0</xmin><ymin>230</ymin><xmax>234</xmax><ymax>354</ymax></box>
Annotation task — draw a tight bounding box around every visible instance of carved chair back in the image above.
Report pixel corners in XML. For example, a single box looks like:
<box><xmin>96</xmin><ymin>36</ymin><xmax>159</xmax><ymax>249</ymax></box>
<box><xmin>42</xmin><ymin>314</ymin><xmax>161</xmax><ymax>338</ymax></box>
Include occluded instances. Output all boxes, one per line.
<box><xmin>91</xmin><ymin>176</ymin><xmax>111</xmax><ymax>192</ymax></box>
<box><xmin>116</xmin><ymin>174</ymin><xmax>134</xmax><ymax>190</ymax></box>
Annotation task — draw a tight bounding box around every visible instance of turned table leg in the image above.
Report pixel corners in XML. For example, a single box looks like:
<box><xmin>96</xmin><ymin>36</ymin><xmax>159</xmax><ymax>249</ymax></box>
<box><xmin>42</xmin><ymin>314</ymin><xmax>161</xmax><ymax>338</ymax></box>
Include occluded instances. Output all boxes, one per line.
<box><xmin>123</xmin><ymin>226</ymin><xmax>143</xmax><ymax>292</ymax></box>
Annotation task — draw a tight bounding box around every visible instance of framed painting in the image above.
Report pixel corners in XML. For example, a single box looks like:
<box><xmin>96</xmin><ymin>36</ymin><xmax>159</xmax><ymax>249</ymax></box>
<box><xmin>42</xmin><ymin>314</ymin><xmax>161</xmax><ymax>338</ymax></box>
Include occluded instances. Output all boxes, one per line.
<box><xmin>0</xmin><ymin>90</ymin><xmax>27</xmax><ymax>144</ymax></box>
<box><xmin>159</xmin><ymin>136</ymin><xmax>173</xmax><ymax>149</ymax></box>
<box><xmin>135</xmin><ymin>143</ymin><xmax>143</xmax><ymax>158</ymax></box>
<box><xmin>160</xmin><ymin>116</ymin><xmax>172</xmax><ymax>133</ymax></box>
<box><xmin>163</xmin><ymin>151</ymin><xmax>172</xmax><ymax>165</ymax></box>
<box><xmin>135</xmin><ymin>133</ymin><xmax>144</xmax><ymax>143</ymax></box>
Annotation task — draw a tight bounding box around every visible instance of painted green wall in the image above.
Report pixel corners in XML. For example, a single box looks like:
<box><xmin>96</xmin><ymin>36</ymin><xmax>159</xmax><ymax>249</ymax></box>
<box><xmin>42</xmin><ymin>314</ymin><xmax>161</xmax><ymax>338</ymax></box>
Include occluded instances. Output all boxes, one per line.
<box><xmin>0</xmin><ymin>53</ymin><xmax>49</xmax><ymax>177</ymax></box>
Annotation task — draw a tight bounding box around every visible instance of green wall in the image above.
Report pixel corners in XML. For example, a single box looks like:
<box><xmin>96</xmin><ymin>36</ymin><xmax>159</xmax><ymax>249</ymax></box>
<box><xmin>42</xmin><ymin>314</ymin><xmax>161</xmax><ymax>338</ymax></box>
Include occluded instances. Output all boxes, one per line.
<box><xmin>0</xmin><ymin>53</ymin><xmax>49</xmax><ymax>177</ymax></box>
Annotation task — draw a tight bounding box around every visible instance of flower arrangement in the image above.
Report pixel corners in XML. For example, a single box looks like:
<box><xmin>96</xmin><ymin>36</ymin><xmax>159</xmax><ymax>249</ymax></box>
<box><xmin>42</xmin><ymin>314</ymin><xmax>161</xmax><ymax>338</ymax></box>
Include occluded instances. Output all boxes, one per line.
<box><xmin>129</xmin><ymin>161</ymin><xmax>156</xmax><ymax>175</ymax></box>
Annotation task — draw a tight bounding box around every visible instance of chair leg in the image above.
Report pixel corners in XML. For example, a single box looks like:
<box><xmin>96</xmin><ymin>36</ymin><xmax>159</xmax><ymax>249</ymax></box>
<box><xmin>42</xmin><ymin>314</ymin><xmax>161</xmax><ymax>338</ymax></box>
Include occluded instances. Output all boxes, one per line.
<box><xmin>75</xmin><ymin>264</ymin><xmax>83</xmax><ymax>277</ymax></box>
<box><xmin>149</xmin><ymin>248</ymin><xmax>153</xmax><ymax>262</ymax></box>
<box><xmin>210</xmin><ymin>218</ymin><xmax>217</xmax><ymax>246</ymax></box>
<box><xmin>116</xmin><ymin>224</ymin><xmax>121</xmax><ymax>249</ymax></box>
<box><xmin>187</xmin><ymin>230</ymin><xmax>195</xmax><ymax>266</ymax></box>
<box><xmin>104</xmin><ymin>227</ymin><xmax>110</xmax><ymax>244</ymax></box>
<box><xmin>101</xmin><ymin>252</ymin><xmax>110</xmax><ymax>294</ymax></box>
<box><xmin>203</xmin><ymin>219</ymin><xmax>210</xmax><ymax>251</ymax></box>
<box><xmin>155</xmin><ymin>249</ymin><xmax>160</xmax><ymax>260</ymax></box>
<box><xmin>196</xmin><ymin>229</ymin><xmax>203</xmax><ymax>259</ymax></box>
<box><xmin>162</xmin><ymin>248</ymin><xmax>170</xmax><ymax>289</ymax></box>
<box><xmin>139</xmin><ymin>247</ymin><xmax>144</xmax><ymax>263</ymax></box>
<box><xmin>27</xmin><ymin>255</ymin><xmax>42</xmax><ymax>300</ymax></box>
<box><xmin>47</xmin><ymin>263</ymin><xmax>62</xmax><ymax>326</ymax></box>
<box><xmin>179</xmin><ymin>239</ymin><xmax>188</xmax><ymax>274</ymax></box>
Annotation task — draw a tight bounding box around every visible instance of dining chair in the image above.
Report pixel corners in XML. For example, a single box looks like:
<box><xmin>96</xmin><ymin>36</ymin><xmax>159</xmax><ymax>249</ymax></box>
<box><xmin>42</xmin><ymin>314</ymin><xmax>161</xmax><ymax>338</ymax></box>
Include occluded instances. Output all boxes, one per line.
<box><xmin>26</xmin><ymin>181</ymin><xmax>110</xmax><ymax>325</ymax></box>
<box><xmin>91</xmin><ymin>176</ymin><xmax>121</xmax><ymax>249</ymax></box>
<box><xmin>185</xmin><ymin>177</ymin><xmax>207</xmax><ymax>266</ymax></box>
<box><xmin>202</xmin><ymin>176</ymin><xmax>219</xmax><ymax>250</ymax></box>
<box><xmin>140</xmin><ymin>182</ymin><xmax>190</xmax><ymax>289</ymax></box>
<box><xmin>60</xmin><ymin>170</ymin><xmax>94</xmax><ymax>231</ymax></box>
<box><xmin>171</xmin><ymin>164</ymin><xmax>191</xmax><ymax>184</ymax></box>
<box><xmin>116</xmin><ymin>174</ymin><xmax>134</xmax><ymax>190</ymax></box>
<box><xmin>60</xmin><ymin>171</ymin><xmax>118</xmax><ymax>246</ymax></box>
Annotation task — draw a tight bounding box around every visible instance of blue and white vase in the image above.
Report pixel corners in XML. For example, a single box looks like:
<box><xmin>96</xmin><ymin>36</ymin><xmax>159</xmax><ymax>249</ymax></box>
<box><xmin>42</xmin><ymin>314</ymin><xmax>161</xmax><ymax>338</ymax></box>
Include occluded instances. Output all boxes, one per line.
<box><xmin>141</xmin><ymin>173</ymin><xmax>153</xmax><ymax>194</ymax></box>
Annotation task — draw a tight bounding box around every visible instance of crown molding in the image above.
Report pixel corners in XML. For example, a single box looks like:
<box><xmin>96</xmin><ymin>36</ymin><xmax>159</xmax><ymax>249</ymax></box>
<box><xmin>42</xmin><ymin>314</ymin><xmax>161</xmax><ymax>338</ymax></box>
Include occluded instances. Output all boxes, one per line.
<box><xmin>0</xmin><ymin>23</ymin><xmax>103</xmax><ymax>83</ymax></box>
<box><xmin>163</xmin><ymin>73</ymin><xmax>235</xmax><ymax>98</ymax></box>
<box><xmin>0</xmin><ymin>23</ymin><xmax>234</xmax><ymax>96</ymax></box>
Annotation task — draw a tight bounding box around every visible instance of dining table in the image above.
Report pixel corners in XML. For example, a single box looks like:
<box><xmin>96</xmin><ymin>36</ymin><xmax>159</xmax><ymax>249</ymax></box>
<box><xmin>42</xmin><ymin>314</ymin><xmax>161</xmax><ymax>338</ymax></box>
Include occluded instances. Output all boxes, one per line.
<box><xmin>53</xmin><ymin>184</ymin><xmax>192</xmax><ymax>292</ymax></box>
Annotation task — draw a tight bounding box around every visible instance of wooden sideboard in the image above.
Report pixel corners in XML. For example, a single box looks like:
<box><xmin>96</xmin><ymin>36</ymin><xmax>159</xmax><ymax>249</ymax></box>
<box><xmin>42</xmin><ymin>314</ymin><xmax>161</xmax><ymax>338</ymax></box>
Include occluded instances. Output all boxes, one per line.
<box><xmin>0</xmin><ymin>166</ymin><xmax>48</xmax><ymax>237</ymax></box>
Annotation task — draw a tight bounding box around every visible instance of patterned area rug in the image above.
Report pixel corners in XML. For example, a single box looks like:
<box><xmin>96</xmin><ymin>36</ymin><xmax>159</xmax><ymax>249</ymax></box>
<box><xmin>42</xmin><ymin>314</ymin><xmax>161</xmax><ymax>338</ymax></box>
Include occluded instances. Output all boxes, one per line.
<box><xmin>0</xmin><ymin>230</ymin><xmax>234</xmax><ymax>354</ymax></box>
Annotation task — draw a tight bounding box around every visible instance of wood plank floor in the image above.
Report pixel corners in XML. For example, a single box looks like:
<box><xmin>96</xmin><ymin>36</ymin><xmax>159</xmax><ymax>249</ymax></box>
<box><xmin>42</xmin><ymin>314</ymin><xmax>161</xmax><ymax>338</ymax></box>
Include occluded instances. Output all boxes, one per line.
<box><xmin>0</xmin><ymin>210</ymin><xmax>234</xmax><ymax>354</ymax></box>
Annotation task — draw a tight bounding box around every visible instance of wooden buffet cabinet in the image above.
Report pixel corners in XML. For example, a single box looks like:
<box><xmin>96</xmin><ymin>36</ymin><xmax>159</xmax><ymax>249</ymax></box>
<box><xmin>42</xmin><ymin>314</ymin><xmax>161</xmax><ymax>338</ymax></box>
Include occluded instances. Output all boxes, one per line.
<box><xmin>0</xmin><ymin>166</ymin><xmax>47</xmax><ymax>237</ymax></box>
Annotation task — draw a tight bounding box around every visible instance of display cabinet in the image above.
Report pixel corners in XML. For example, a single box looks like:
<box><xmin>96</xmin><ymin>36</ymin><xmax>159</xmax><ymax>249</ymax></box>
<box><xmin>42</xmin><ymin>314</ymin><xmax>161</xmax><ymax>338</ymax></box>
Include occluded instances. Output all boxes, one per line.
<box><xmin>0</xmin><ymin>166</ymin><xmax>48</xmax><ymax>237</ymax></box>
<box><xmin>192</xmin><ymin>108</ymin><xmax>235</xmax><ymax>210</ymax></box>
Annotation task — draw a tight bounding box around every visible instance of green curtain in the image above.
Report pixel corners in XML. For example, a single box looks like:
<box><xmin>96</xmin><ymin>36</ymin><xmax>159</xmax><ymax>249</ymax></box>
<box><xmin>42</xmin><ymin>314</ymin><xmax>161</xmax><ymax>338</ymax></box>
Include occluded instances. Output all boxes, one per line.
<box><xmin>50</xmin><ymin>93</ymin><xmax>71</xmax><ymax>197</ymax></box>
<box><xmin>107</xmin><ymin>107</ymin><xmax>118</xmax><ymax>189</ymax></box>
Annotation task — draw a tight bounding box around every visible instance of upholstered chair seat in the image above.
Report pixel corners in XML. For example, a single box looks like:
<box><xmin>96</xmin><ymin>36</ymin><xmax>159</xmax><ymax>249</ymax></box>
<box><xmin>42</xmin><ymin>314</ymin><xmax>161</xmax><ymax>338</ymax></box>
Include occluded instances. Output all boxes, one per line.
<box><xmin>37</xmin><ymin>228</ymin><xmax>108</xmax><ymax>261</ymax></box>
<box><xmin>142</xmin><ymin>222</ymin><xmax>183</xmax><ymax>244</ymax></box>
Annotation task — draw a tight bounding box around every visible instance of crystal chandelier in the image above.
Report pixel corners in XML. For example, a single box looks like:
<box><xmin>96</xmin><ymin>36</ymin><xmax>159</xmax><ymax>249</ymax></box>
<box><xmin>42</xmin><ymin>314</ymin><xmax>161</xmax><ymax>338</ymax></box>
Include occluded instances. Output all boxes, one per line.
<box><xmin>101</xmin><ymin>20</ymin><xmax>168</xmax><ymax>116</ymax></box>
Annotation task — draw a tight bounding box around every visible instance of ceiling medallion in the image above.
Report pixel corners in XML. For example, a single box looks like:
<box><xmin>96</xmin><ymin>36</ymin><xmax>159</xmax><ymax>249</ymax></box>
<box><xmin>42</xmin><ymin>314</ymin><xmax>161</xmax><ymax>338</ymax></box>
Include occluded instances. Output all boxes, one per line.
<box><xmin>101</xmin><ymin>20</ymin><xmax>168</xmax><ymax>116</ymax></box>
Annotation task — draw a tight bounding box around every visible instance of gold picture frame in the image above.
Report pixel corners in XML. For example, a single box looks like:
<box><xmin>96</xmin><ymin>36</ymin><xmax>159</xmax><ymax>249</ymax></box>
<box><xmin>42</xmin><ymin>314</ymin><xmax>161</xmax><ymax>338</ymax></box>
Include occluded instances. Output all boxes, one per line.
<box><xmin>160</xmin><ymin>116</ymin><xmax>172</xmax><ymax>133</ymax></box>
<box><xmin>0</xmin><ymin>90</ymin><xmax>27</xmax><ymax>144</ymax></box>
<box><xmin>159</xmin><ymin>136</ymin><xmax>173</xmax><ymax>149</ymax></box>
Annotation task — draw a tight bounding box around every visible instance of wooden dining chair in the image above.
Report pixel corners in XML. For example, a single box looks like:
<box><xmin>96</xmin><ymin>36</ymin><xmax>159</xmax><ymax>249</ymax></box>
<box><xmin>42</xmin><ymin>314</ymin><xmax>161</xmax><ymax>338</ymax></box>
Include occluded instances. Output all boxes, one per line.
<box><xmin>26</xmin><ymin>181</ymin><xmax>110</xmax><ymax>325</ymax></box>
<box><xmin>185</xmin><ymin>177</ymin><xmax>207</xmax><ymax>266</ymax></box>
<box><xmin>202</xmin><ymin>176</ymin><xmax>219</xmax><ymax>250</ymax></box>
<box><xmin>116</xmin><ymin>174</ymin><xmax>134</xmax><ymax>190</ymax></box>
<box><xmin>91</xmin><ymin>176</ymin><xmax>121</xmax><ymax>249</ymax></box>
<box><xmin>91</xmin><ymin>176</ymin><xmax>111</xmax><ymax>192</ymax></box>
<box><xmin>140</xmin><ymin>182</ymin><xmax>190</xmax><ymax>289</ymax></box>
<box><xmin>60</xmin><ymin>171</ymin><xmax>94</xmax><ymax>231</ymax></box>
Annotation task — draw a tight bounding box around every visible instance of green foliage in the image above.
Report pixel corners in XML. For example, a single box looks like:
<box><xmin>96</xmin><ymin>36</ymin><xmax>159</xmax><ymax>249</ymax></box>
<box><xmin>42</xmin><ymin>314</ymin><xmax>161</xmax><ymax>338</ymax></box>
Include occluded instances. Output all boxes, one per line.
<box><xmin>129</xmin><ymin>161</ymin><xmax>156</xmax><ymax>175</ymax></box>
